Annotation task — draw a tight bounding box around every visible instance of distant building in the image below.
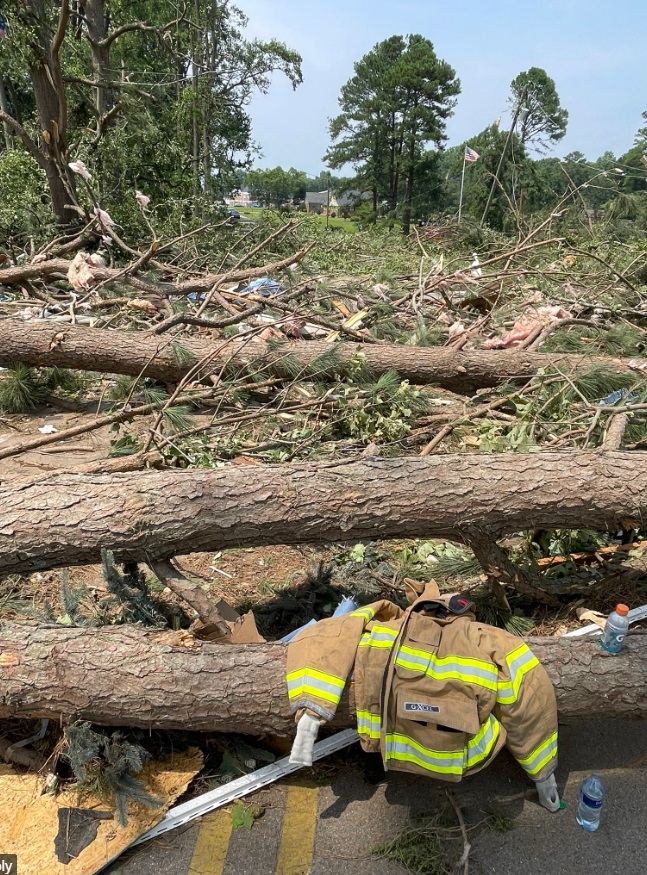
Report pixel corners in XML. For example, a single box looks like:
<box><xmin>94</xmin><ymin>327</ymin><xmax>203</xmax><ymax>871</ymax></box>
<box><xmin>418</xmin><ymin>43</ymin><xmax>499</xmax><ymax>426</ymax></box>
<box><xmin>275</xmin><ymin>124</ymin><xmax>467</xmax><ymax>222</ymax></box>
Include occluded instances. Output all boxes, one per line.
<box><xmin>304</xmin><ymin>189</ymin><xmax>370</xmax><ymax>218</ymax></box>
<box><xmin>227</xmin><ymin>190</ymin><xmax>253</xmax><ymax>208</ymax></box>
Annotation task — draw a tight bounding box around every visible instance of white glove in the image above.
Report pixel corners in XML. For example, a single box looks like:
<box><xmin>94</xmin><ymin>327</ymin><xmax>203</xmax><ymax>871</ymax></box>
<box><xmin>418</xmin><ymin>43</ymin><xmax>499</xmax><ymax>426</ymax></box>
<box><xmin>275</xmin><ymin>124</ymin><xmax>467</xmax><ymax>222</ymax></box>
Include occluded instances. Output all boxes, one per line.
<box><xmin>289</xmin><ymin>713</ymin><xmax>320</xmax><ymax>766</ymax></box>
<box><xmin>535</xmin><ymin>773</ymin><xmax>560</xmax><ymax>813</ymax></box>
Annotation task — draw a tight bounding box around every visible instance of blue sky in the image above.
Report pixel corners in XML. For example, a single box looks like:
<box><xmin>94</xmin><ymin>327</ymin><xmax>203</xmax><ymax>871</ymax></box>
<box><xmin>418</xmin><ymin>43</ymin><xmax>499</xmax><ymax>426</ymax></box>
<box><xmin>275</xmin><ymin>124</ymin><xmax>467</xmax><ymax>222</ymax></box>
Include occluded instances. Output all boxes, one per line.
<box><xmin>236</xmin><ymin>0</ymin><xmax>647</xmax><ymax>174</ymax></box>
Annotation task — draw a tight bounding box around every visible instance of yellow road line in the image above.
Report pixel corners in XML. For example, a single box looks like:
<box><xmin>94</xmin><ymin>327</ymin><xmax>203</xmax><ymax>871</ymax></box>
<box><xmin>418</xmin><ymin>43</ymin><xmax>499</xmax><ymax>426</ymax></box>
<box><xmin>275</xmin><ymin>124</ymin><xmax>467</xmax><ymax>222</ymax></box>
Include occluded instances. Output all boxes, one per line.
<box><xmin>188</xmin><ymin>809</ymin><xmax>233</xmax><ymax>875</ymax></box>
<box><xmin>275</xmin><ymin>781</ymin><xmax>319</xmax><ymax>875</ymax></box>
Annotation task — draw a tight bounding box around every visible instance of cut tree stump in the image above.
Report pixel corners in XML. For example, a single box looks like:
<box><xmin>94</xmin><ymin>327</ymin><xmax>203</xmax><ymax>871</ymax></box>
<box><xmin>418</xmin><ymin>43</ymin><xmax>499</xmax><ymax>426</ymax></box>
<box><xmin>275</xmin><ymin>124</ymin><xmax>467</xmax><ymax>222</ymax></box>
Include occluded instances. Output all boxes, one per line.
<box><xmin>0</xmin><ymin>318</ymin><xmax>644</xmax><ymax>392</ymax></box>
<box><xmin>0</xmin><ymin>624</ymin><xmax>645</xmax><ymax>732</ymax></box>
<box><xmin>0</xmin><ymin>452</ymin><xmax>644</xmax><ymax>577</ymax></box>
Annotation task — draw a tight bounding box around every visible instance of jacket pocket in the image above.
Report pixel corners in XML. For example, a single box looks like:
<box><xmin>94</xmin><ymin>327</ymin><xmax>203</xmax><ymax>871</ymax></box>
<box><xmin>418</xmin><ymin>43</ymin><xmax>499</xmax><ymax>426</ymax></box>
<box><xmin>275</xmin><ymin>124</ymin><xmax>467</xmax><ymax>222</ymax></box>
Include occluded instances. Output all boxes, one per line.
<box><xmin>385</xmin><ymin>689</ymin><xmax>480</xmax><ymax>777</ymax></box>
<box><xmin>405</xmin><ymin>613</ymin><xmax>441</xmax><ymax>648</ymax></box>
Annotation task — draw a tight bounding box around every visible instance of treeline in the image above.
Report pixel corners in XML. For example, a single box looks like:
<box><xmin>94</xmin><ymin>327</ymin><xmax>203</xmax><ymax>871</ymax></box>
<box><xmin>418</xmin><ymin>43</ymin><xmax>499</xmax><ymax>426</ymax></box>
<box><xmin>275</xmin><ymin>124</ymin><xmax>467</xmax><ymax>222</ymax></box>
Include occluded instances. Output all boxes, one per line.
<box><xmin>0</xmin><ymin>2</ymin><xmax>645</xmax><ymax>242</ymax></box>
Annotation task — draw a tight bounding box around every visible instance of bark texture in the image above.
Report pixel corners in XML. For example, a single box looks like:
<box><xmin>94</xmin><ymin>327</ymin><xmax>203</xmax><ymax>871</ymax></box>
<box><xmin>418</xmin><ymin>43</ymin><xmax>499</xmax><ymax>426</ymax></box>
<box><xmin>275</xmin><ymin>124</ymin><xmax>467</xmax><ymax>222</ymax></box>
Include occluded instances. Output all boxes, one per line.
<box><xmin>0</xmin><ymin>318</ymin><xmax>643</xmax><ymax>392</ymax></box>
<box><xmin>0</xmin><ymin>453</ymin><xmax>645</xmax><ymax>576</ymax></box>
<box><xmin>0</xmin><ymin>624</ymin><xmax>645</xmax><ymax>732</ymax></box>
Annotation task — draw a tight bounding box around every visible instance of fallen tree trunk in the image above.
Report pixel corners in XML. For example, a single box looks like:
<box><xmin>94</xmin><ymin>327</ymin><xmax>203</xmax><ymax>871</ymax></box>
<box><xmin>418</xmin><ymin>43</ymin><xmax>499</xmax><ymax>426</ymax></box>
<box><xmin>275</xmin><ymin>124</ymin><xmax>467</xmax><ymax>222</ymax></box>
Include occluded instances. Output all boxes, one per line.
<box><xmin>0</xmin><ymin>624</ymin><xmax>645</xmax><ymax>732</ymax></box>
<box><xmin>0</xmin><ymin>318</ymin><xmax>643</xmax><ymax>392</ymax></box>
<box><xmin>0</xmin><ymin>453</ymin><xmax>645</xmax><ymax>576</ymax></box>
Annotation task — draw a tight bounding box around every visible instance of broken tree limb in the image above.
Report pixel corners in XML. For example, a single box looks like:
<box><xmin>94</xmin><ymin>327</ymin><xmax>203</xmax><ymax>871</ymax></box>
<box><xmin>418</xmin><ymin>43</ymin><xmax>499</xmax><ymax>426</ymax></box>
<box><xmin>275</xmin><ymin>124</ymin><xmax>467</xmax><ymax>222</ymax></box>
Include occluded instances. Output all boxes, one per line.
<box><xmin>0</xmin><ymin>624</ymin><xmax>646</xmax><ymax>732</ymax></box>
<box><xmin>0</xmin><ymin>318</ymin><xmax>644</xmax><ymax>392</ymax></box>
<box><xmin>0</xmin><ymin>242</ymin><xmax>314</xmax><ymax>296</ymax></box>
<box><xmin>0</xmin><ymin>452</ymin><xmax>645</xmax><ymax>577</ymax></box>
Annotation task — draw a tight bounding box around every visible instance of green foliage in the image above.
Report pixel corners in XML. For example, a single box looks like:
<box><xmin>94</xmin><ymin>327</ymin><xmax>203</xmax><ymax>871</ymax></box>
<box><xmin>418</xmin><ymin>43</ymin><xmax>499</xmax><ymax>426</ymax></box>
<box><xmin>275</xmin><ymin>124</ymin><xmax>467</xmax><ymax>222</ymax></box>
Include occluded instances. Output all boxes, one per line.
<box><xmin>510</xmin><ymin>67</ymin><xmax>569</xmax><ymax>150</ymax></box>
<box><xmin>59</xmin><ymin>572</ymin><xmax>93</xmax><ymax>627</ymax></box>
<box><xmin>333</xmin><ymin>370</ymin><xmax>427</xmax><ymax>443</ymax></box>
<box><xmin>63</xmin><ymin>722</ymin><xmax>162</xmax><ymax>827</ymax></box>
<box><xmin>230</xmin><ymin>800</ymin><xmax>257</xmax><ymax>830</ymax></box>
<box><xmin>0</xmin><ymin>364</ymin><xmax>48</xmax><ymax>412</ymax></box>
<box><xmin>0</xmin><ymin>149</ymin><xmax>51</xmax><ymax>241</ymax></box>
<box><xmin>100</xmin><ymin>550</ymin><xmax>167</xmax><ymax>627</ymax></box>
<box><xmin>326</xmin><ymin>35</ymin><xmax>460</xmax><ymax>230</ymax></box>
<box><xmin>0</xmin><ymin>364</ymin><xmax>82</xmax><ymax>412</ymax></box>
<box><xmin>373</xmin><ymin>815</ymin><xmax>448</xmax><ymax>875</ymax></box>
<box><xmin>486</xmin><ymin>811</ymin><xmax>517</xmax><ymax>833</ymax></box>
<box><xmin>109</xmin><ymin>434</ymin><xmax>143</xmax><ymax>457</ymax></box>
<box><xmin>171</xmin><ymin>343</ymin><xmax>197</xmax><ymax>368</ymax></box>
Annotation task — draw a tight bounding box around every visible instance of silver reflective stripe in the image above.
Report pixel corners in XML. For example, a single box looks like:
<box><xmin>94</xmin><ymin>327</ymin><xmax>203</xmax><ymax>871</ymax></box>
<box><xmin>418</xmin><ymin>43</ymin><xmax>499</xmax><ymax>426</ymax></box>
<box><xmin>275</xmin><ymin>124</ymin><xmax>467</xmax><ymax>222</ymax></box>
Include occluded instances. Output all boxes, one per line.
<box><xmin>497</xmin><ymin>645</ymin><xmax>539</xmax><ymax>704</ymax></box>
<box><xmin>287</xmin><ymin>672</ymin><xmax>344</xmax><ymax>702</ymax></box>
<box><xmin>357</xmin><ymin>711</ymin><xmax>381</xmax><ymax>737</ymax></box>
<box><xmin>385</xmin><ymin>734</ymin><xmax>465</xmax><ymax>774</ymax></box>
<box><xmin>350</xmin><ymin>607</ymin><xmax>376</xmax><ymax>621</ymax></box>
<box><xmin>395</xmin><ymin>647</ymin><xmax>498</xmax><ymax>689</ymax></box>
<box><xmin>359</xmin><ymin>627</ymin><xmax>398</xmax><ymax>648</ymax></box>
<box><xmin>519</xmin><ymin>732</ymin><xmax>558</xmax><ymax>776</ymax></box>
<box><xmin>465</xmin><ymin>716</ymin><xmax>500</xmax><ymax>768</ymax></box>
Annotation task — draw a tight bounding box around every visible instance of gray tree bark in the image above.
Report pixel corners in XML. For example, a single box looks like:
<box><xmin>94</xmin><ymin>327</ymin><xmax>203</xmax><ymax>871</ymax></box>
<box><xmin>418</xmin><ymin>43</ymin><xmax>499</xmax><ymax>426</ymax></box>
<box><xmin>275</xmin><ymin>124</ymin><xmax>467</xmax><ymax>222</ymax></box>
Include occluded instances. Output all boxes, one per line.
<box><xmin>0</xmin><ymin>452</ymin><xmax>645</xmax><ymax>576</ymax></box>
<box><xmin>0</xmin><ymin>318</ymin><xmax>643</xmax><ymax>393</ymax></box>
<box><xmin>0</xmin><ymin>624</ymin><xmax>644</xmax><ymax>732</ymax></box>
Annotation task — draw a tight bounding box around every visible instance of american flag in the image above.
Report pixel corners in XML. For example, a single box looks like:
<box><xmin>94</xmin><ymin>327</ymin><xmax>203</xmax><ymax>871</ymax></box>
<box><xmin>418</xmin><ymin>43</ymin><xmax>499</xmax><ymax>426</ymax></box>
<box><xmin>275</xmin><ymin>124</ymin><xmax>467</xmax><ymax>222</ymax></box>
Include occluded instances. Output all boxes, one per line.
<box><xmin>464</xmin><ymin>146</ymin><xmax>480</xmax><ymax>164</ymax></box>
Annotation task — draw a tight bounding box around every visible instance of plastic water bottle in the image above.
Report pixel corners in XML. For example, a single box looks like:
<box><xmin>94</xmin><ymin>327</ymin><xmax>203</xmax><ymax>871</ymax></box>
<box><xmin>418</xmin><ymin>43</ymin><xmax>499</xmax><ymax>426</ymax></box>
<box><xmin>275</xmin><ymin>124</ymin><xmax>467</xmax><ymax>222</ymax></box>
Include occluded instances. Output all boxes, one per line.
<box><xmin>600</xmin><ymin>604</ymin><xmax>630</xmax><ymax>654</ymax></box>
<box><xmin>576</xmin><ymin>774</ymin><xmax>604</xmax><ymax>831</ymax></box>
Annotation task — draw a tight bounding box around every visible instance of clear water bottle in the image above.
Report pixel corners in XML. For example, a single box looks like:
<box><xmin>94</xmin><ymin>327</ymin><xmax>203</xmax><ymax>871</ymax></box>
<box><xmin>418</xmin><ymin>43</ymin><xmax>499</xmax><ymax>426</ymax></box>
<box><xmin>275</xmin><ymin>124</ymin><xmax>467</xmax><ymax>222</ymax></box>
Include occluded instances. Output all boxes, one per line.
<box><xmin>576</xmin><ymin>773</ymin><xmax>604</xmax><ymax>831</ymax></box>
<box><xmin>600</xmin><ymin>604</ymin><xmax>629</xmax><ymax>654</ymax></box>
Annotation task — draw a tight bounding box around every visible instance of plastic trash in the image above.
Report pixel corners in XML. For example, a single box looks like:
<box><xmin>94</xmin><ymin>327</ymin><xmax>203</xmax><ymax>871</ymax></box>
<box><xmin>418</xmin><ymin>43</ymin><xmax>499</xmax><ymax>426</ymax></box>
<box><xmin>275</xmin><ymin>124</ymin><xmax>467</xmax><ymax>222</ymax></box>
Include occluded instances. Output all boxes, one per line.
<box><xmin>600</xmin><ymin>604</ymin><xmax>630</xmax><ymax>654</ymax></box>
<box><xmin>278</xmin><ymin>596</ymin><xmax>358</xmax><ymax>643</ymax></box>
<box><xmin>597</xmin><ymin>388</ymin><xmax>638</xmax><ymax>407</ymax></box>
<box><xmin>332</xmin><ymin>596</ymin><xmax>358</xmax><ymax>617</ymax></box>
<box><xmin>576</xmin><ymin>773</ymin><xmax>604</xmax><ymax>831</ymax></box>
<box><xmin>239</xmin><ymin>277</ymin><xmax>285</xmax><ymax>297</ymax></box>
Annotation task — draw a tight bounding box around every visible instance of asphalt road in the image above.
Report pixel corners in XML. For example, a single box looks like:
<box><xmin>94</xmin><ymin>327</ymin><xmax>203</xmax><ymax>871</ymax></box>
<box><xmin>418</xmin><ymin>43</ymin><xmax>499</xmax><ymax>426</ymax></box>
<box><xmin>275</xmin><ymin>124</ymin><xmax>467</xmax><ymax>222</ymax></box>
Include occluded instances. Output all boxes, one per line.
<box><xmin>106</xmin><ymin>718</ymin><xmax>647</xmax><ymax>875</ymax></box>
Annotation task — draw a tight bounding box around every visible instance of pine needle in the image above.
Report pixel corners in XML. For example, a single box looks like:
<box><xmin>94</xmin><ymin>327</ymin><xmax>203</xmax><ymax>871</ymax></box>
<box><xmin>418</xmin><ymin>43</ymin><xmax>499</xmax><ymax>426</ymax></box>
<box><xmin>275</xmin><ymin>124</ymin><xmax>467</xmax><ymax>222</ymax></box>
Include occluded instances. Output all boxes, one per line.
<box><xmin>0</xmin><ymin>364</ymin><xmax>48</xmax><ymax>412</ymax></box>
<box><xmin>171</xmin><ymin>342</ymin><xmax>197</xmax><ymax>367</ymax></box>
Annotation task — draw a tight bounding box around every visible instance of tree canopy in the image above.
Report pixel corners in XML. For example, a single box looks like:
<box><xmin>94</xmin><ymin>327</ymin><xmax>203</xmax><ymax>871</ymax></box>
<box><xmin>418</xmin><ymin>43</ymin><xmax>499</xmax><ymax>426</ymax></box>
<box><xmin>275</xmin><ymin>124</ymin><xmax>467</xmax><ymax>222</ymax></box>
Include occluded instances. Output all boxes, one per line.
<box><xmin>325</xmin><ymin>34</ymin><xmax>460</xmax><ymax>232</ymax></box>
<box><xmin>509</xmin><ymin>67</ymin><xmax>568</xmax><ymax>151</ymax></box>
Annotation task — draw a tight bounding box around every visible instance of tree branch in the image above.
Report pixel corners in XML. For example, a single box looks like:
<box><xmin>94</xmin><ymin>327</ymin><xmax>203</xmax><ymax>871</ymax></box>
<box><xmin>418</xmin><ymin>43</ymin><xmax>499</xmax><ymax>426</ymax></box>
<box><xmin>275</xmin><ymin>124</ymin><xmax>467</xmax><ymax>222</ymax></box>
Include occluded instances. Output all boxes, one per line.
<box><xmin>0</xmin><ymin>111</ymin><xmax>42</xmax><ymax>164</ymax></box>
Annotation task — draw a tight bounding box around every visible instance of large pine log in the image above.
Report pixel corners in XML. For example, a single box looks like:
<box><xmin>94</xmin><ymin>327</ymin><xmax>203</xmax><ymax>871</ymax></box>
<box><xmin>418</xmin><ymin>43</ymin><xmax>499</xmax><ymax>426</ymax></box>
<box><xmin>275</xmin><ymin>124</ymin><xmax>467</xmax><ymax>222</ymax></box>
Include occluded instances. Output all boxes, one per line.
<box><xmin>0</xmin><ymin>318</ymin><xmax>643</xmax><ymax>392</ymax></box>
<box><xmin>0</xmin><ymin>624</ymin><xmax>645</xmax><ymax>732</ymax></box>
<box><xmin>0</xmin><ymin>453</ymin><xmax>645</xmax><ymax>576</ymax></box>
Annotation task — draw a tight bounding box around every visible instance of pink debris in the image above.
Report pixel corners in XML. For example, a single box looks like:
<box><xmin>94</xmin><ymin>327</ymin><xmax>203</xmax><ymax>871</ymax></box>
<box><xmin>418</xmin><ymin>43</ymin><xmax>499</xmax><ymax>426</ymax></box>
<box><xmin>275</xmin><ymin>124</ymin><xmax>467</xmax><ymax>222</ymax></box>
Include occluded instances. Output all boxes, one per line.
<box><xmin>448</xmin><ymin>321</ymin><xmax>466</xmax><ymax>340</ymax></box>
<box><xmin>68</xmin><ymin>160</ymin><xmax>92</xmax><ymax>181</ymax></box>
<box><xmin>93</xmin><ymin>206</ymin><xmax>115</xmax><ymax>228</ymax></box>
<box><xmin>67</xmin><ymin>252</ymin><xmax>106</xmax><ymax>292</ymax></box>
<box><xmin>482</xmin><ymin>306</ymin><xmax>572</xmax><ymax>349</ymax></box>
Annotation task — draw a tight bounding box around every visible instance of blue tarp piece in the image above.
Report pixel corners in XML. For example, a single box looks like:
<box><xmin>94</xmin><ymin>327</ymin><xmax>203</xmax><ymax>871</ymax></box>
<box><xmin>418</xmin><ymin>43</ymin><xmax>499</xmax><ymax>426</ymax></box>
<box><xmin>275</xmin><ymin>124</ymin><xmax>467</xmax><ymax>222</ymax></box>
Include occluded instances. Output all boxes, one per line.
<box><xmin>239</xmin><ymin>278</ymin><xmax>285</xmax><ymax>297</ymax></box>
<box><xmin>597</xmin><ymin>388</ymin><xmax>639</xmax><ymax>406</ymax></box>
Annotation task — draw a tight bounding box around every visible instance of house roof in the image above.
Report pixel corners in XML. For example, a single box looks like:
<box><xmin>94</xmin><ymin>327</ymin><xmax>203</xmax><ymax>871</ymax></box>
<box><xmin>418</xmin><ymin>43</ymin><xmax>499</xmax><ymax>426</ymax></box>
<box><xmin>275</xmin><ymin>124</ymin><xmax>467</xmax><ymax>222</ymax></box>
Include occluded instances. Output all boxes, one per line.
<box><xmin>305</xmin><ymin>189</ymin><xmax>370</xmax><ymax>206</ymax></box>
<box><xmin>336</xmin><ymin>190</ymin><xmax>370</xmax><ymax>206</ymax></box>
<box><xmin>305</xmin><ymin>191</ymin><xmax>330</xmax><ymax>205</ymax></box>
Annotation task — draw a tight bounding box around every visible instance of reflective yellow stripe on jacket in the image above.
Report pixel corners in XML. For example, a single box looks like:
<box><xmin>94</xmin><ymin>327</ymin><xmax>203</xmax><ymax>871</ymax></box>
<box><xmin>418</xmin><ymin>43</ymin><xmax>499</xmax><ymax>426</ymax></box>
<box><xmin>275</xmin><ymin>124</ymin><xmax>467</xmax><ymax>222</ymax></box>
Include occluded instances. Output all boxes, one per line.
<box><xmin>385</xmin><ymin>715</ymin><xmax>501</xmax><ymax>776</ymax></box>
<box><xmin>496</xmin><ymin>644</ymin><xmax>539</xmax><ymax>705</ymax></box>
<box><xmin>356</xmin><ymin>710</ymin><xmax>381</xmax><ymax>739</ymax></box>
<box><xmin>395</xmin><ymin>646</ymin><xmax>499</xmax><ymax>692</ymax></box>
<box><xmin>286</xmin><ymin>668</ymin><xmax>345</xmax><ymax>706</ymax></box>
<box><xmin>350</xmin><ymin>606</ymin><xmax>377</xmax><ymax>622</ymax></box>
<box><xmin>517</xmin><ymin>731</ymin><xmax>558</xmax><ymax>777</ymax></box>
<box><xmin>359</xmin><ymin>625</ymin><xmax>399</xmax><ymax>650</ymax></box>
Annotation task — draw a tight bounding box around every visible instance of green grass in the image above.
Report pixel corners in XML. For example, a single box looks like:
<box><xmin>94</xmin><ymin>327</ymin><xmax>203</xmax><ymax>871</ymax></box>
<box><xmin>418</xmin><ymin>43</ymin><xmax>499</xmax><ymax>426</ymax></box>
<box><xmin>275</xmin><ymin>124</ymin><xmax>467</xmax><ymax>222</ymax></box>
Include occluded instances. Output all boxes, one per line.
<box><xmin>236</xmin><ymin>206</ymin><xmax>357</xmax><ymax>233</ymax></box>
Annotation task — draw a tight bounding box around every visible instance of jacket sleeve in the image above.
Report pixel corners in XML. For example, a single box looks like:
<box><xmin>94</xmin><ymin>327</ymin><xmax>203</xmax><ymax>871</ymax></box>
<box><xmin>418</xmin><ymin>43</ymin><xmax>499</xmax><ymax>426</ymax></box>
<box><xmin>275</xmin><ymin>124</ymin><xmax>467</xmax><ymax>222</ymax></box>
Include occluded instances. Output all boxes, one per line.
<box><xmin>286</xmin><ymin>601</ymin><xmax>391</xmax><ymax>723</ymax></box>
<box><xmin>483</xmin><ymin>629</ymin><xmax>558</xmax><ymax>782</ymax></box>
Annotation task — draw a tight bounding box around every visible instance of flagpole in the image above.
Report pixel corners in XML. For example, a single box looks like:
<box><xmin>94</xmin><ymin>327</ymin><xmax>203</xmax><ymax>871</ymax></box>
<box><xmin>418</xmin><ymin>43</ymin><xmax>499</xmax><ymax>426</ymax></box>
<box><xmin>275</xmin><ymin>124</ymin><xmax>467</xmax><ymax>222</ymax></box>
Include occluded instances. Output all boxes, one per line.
<box><xmin>458</xmin><ymin>150</ymin><xmax>467</xmax><ymax>223</ymax></box>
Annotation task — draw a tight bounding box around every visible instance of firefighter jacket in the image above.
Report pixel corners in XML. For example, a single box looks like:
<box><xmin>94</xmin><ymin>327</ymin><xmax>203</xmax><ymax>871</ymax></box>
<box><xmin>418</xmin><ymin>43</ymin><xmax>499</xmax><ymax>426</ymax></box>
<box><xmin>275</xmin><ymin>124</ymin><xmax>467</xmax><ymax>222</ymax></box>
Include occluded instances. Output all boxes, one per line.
<box><xmin>286</xmin><ymin>581</ymin><xmax>558</xmax><ymax>784</ymax></box>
